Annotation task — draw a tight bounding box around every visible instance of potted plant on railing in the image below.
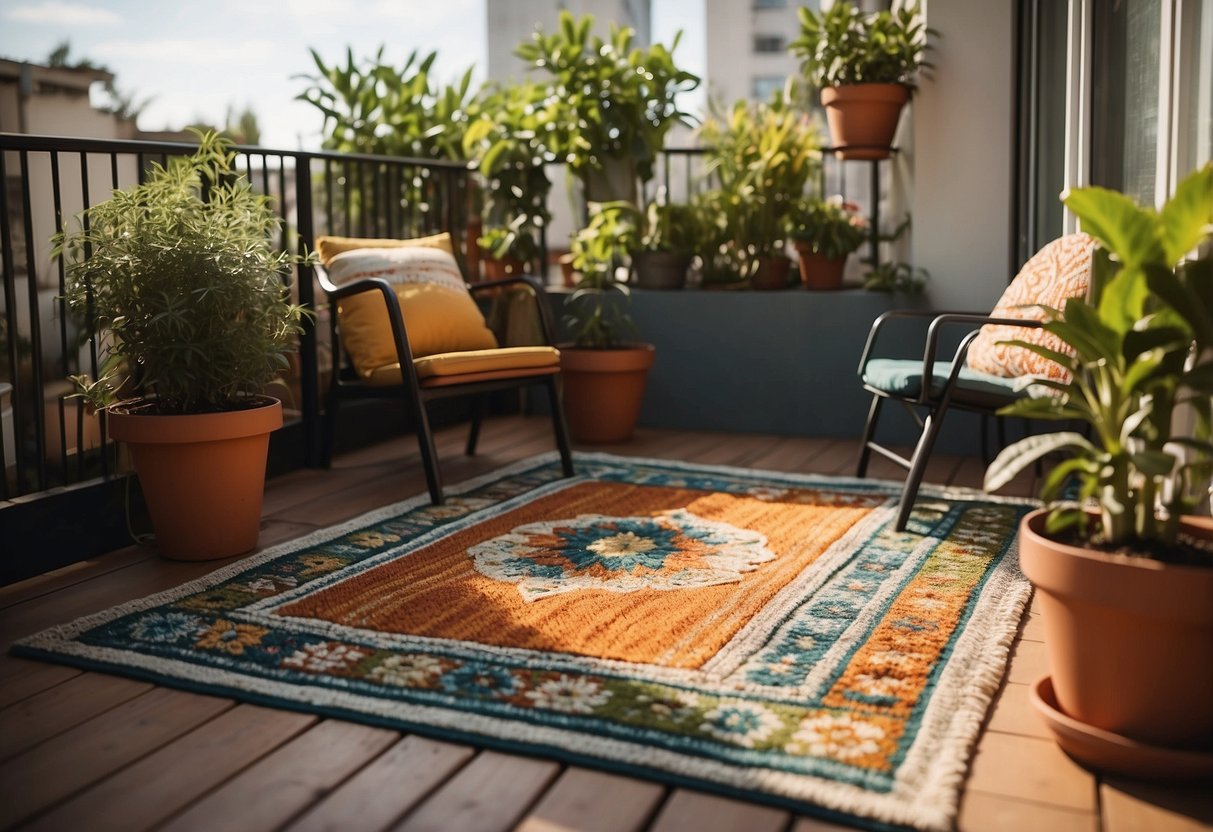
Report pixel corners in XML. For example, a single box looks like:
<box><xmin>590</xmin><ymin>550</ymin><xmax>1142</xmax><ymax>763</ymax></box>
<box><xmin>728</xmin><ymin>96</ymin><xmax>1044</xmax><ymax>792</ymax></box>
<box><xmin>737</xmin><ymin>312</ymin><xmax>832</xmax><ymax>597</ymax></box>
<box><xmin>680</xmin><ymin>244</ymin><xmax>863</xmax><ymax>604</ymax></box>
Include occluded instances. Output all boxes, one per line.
<box><xmin>790</xmin><ymin>0</ymin><xmax>931</xmax><ymax>160</ymax></box>
<box><xmin>983</xmin><ymin>162</ymin><xmax>1213</xmax><ymax>777</ymax></box>
<box><xmin>57</xmin><ymin>132</ymin><xmax>311</xmax><ymax>561</ymax></box>
<box><xmin>699</xmin><ymin>91</ymin><xmax>821</xmax><ymax>289</ymax></box>
<box><xmin>787</xmin><ymin>196</ymin><xmax>868</xmax><ymax>290</ymax></box>
<box><xmin>516</xmin><ymin>11</ymin><xmax>700</xmax><ymax>205</ymax></box>
<box><xmin>560</xmin><ymin>202</ymin><xmax>654</xmax><ymax>443</ymax></box>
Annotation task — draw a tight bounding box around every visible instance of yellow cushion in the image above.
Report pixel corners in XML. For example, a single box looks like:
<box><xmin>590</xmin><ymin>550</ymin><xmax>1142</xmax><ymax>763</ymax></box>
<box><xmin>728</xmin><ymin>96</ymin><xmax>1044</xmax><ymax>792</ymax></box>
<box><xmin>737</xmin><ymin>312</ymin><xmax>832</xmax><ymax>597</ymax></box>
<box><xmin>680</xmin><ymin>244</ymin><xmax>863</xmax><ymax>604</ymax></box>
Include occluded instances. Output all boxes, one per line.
<box><xmin>326</xmin><ymin>246</ymin><xmax>497</xmax><ymax>380</ymax></box>
<box><xmin>315</xmin><ymin>232</ymin><xmax>453</xmax><ymax>266</ymax></box>
<box><xmin>967</xmin><ymin>233</ymin><xmax>1097</xmax><ymax>380</ymax></box>
<box><xmin>365</xmin><ymin>346</ymin><xmax>561</xmax><ymax>386</ymax></box>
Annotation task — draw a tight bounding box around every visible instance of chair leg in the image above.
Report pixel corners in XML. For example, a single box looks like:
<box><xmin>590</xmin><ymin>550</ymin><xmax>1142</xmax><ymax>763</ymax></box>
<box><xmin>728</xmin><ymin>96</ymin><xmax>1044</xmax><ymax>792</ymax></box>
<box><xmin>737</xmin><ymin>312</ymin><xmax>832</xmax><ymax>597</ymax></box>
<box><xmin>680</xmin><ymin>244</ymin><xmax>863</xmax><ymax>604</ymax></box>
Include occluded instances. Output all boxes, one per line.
<box><xmin>894</xmin><ymin>400</ymin><xmax>952</xmax><ymax>532</ymax></box>
<box><xmin>546</xmin><ymin>376</ymin><xmax>575</xmax><ymax>478</ymax></box>
<box><xmin>855</xmin><ymin>395</ymin><xmax>884</xmax><ymax>478</ymax></box>
<box><xmin>408</xmin><ymin>398</ymin><xmax>444</xmax><ymax>505</ymax></box>
<box><xmin>321</xmin><ymin>394</ymin><xmax>339</xmax><ymax>469</ymax></box>
<box><xmin>465</xmin><ymin>396</ymin><xmax>484</xmax><ymax>456</ymax></box>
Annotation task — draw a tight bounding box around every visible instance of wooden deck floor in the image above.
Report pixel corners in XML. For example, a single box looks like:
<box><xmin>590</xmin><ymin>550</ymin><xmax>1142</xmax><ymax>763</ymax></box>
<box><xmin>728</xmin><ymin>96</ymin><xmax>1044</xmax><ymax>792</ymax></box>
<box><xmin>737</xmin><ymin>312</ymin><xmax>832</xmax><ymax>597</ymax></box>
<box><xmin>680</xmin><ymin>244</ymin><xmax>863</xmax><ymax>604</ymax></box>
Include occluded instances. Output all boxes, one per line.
<box><xmin>1</xmin><ymin>415</ymin><xmax>1209</xmax><ymax>832</ymax></box>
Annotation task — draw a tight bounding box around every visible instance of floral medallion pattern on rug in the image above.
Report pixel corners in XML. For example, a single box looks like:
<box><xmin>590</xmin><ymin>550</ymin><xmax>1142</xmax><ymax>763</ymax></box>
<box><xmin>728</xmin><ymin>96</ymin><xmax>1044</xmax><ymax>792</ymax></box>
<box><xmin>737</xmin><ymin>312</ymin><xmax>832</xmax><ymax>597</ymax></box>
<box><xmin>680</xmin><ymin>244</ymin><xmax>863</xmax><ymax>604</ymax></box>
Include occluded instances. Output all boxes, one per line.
<box><xmin>469</xmin><ymin>509</ymin><xmax>775</xmax><ymax>600</ymax></box>
<box><xmin>15</xmin><ymin>454</ymin><xmax>1034</xmax><ymax>832</ymax></box>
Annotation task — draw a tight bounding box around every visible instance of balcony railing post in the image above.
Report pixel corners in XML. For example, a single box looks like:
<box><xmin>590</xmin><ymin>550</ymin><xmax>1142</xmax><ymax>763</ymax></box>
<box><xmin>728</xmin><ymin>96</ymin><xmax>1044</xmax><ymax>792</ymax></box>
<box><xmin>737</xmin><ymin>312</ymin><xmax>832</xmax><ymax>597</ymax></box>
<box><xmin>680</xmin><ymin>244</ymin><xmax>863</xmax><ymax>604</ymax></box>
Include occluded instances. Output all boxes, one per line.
<box><xmin>294</xmin><ymin>153</ymin><xmax>321</xmax><ymax>468</ymax></box>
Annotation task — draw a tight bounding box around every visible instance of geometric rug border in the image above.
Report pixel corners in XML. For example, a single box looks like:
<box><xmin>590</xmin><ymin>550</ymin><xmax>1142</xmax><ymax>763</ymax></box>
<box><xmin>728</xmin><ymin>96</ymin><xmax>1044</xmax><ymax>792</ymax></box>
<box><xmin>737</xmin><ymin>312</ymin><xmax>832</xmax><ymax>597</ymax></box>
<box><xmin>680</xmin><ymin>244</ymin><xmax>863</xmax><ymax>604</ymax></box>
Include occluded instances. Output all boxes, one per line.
<box><xmin>12</xmin><ymin>451</ymin><xmax>1038</xmax><ymax>832</ymax></box>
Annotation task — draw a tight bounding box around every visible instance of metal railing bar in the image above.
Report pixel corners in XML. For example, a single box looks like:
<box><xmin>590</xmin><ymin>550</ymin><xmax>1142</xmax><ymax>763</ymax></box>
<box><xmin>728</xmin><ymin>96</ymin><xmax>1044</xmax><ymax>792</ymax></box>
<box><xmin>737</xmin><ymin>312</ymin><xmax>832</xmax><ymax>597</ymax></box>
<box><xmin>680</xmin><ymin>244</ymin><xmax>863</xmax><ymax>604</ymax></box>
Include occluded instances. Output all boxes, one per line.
<box><xmin>19</xmin><ymin>151</ymin><xmax>48</xmax><ymax>491</ymax></box>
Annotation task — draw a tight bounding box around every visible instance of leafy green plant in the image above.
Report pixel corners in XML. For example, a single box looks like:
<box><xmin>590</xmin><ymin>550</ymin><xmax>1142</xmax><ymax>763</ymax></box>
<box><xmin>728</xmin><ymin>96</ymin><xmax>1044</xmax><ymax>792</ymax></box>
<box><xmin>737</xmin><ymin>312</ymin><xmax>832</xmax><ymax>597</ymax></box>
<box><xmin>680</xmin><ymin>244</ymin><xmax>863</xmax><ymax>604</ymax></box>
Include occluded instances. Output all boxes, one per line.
<box><xmin>863</xmin><ymin>261</ymin><xmax>928</xmax><ymax>294</ymax></box>
<box><xmin>565</xmin><ymin>202</ymin><xmax>639</xmax><ymax>348</ymax></box>
<box><xmin>790</xmin><ymin>1</ymin><xmax>932</xmax><ymax>89</ymax></box>
<box><xmin>56</xmin><ymin>132</ymin><xmax>311</xmax><ymax>414</ymax></box>
<box><xmin>698</xmin><ymin>90</ymin><xmax>822</xmax><ymax>277</ymax></box>
<box><xmin>985</xmin><ymin>163</ymin><xmax>1213</xmax><ymax>558</ymax></box>
<box><xmin>788</xmin><ymin>196</ymin><xmax>868</xmax><ymax>259</ymax></box>
<box><xmin>478</xmin><ymin>223</ymin><xmax>541</xmax><ymax>264</ymax></box>
<box><xmin>516</xmin><ymin>11</ymin><xmax>700</xmax><ymax>185</ymax></box>
<box><xmin>638</xmin><ymin>197</ymin><xmax>703</xmax><ymax>254</ymax></box>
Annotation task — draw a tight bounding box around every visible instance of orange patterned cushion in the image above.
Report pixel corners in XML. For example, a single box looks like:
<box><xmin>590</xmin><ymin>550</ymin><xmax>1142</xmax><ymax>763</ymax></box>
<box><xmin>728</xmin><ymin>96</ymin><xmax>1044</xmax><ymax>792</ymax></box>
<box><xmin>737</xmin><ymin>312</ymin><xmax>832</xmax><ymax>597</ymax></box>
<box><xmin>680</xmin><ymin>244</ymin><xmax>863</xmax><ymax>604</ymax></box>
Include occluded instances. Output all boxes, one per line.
<box><xmin>966</xmin><ymin>233</ymin><xmax>1097</xmax><ymax>380</ymax></box>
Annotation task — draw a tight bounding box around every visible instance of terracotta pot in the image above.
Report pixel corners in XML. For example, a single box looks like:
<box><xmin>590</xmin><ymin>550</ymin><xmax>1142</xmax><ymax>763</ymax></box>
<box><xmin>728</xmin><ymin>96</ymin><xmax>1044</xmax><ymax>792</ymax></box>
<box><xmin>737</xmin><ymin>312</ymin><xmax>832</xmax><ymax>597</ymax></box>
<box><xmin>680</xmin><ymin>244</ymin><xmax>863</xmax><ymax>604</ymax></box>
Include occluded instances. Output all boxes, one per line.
<box><xmin>108</xmin><ymin>398</ymin><xmax>283</xmax><ymax>561</ymax></box>
<box><xmin>482</xmin><ymin>257</ymin><xmax>527</xmax><ymax>281</ymax></box>
<box><xmin>1019</xmin><ymin>508</ymin><xmax>1213</xmax><ymax>750</ymax></box>
<box><xmin>750</xmin><ymin>256</ymin><xmax>792</xmax><ymax>290</ymax></box>
<box><xmin>559</xmin><ymin>253</ymin><xmax>578</xmax><ymax>287</ymax></box>
<box><xmin>795</xmin><ymin>245</ymin><xmax>848</xmax><ymax>290</ymax></box>
<box><xmin>559</xmin><ymin>344</ymin><xmax>655</xmax><ymax>443</ymax></box>
<box><xmin>631</xmin><ymin>251</ymin><xmax>691</xmax><ymax>290</ymax></box>
<box><xmin>820</xmin><ymin>83</ymin><xmax>911</xmax><ymax>160</ymax></box>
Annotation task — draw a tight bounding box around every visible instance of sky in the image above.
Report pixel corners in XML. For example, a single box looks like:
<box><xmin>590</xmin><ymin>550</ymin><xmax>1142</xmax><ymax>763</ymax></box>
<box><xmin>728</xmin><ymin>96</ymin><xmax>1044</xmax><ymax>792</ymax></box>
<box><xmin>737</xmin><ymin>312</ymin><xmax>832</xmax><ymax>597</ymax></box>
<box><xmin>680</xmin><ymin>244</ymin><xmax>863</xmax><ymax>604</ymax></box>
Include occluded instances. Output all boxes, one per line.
<box><xmin>0</xmin><ymin>0</ymin><xmax>708</xmax><ymax>150</ymax></box>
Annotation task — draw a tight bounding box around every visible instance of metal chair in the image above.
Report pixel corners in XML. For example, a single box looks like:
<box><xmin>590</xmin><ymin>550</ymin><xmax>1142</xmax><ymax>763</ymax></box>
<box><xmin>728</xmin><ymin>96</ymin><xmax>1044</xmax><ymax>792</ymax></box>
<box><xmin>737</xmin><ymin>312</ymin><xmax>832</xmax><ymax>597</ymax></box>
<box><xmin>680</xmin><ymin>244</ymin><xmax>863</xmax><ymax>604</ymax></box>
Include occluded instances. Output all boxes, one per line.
<box><xmin>316</xmin><ymin>252</ymin><xmax>574</xmax><ymax>505</ymax></box>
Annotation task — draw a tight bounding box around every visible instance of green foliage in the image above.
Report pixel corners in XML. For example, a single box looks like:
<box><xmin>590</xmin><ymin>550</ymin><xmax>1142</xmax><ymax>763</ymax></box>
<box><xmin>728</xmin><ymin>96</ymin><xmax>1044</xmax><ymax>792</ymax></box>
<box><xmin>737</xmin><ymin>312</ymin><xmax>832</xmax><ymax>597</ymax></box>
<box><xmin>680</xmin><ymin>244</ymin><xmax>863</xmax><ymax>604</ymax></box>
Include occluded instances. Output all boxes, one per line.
<box><xmin>56</xmin><ymin>132</ymin><xmax>311</xmax><ymax>415</ymax></box>
<box><xmin>790</xmin><ymin>1</ymin><xmax>932</xmax><ymax>89</ymax></box>
<box><xmin>862</xmin><ymin>260</ymin><xmax>928</xmax><ymax>294</ymax></box>
<box><xmin>787</xmin><ymin>196</ymin><xmax>867</xmax><ymax>259</ymax></box>
<box><xmin>698</xmin><ymin>90</ymin><xmax>822</xmax><ymax>277</ymax></box>
<box><xmin>638</xmin><ymin>197</ymin><xmax>703</xmax><ymax>254</ymax></box>
<box><xmin>566</xmin><ymin>202</ymin><xmax>639</xmax><ymax>348</ymax></box>
<box><xmin>515</xmin><ymin>11</ymin><xmax>700</xmax><ymax>183</ymax></box>
<box><xmin>985</xmin><ymin>163</ymin><xmax>1213</xmax><ymax>554</ymax></box>
<box><xmin>478</xmin><ymin>223</ymin><xmax>541</xmax><ymax>263</ymax></box>
<box><xmin>296</xmin><ymin>47</ymin><xmax>477</xmax><ymax>160</ymax></box>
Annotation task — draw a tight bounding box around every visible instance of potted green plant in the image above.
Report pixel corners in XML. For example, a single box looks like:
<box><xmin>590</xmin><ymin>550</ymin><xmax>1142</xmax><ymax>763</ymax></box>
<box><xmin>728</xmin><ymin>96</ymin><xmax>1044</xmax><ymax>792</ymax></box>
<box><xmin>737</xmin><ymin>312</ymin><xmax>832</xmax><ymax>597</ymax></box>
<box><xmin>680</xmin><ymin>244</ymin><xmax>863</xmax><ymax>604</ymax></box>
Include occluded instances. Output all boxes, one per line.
<box><xmin>787</xmin><ymin>196</ymin><xmax>868</xmax><ymax>290</ymax></box>
<box><xmin>631</xmin><ymin>198</ymin><xmax>702</xmax><ymax>291</ymax></box>
<box><xmin>476</xmin><ymin>224</ymin><xmax>542</xmax><ymax>280</ymax></box>
<box><xmin>983</xmin><ymin>163</ymin><xmax>1213</xmax><ymax>775</ymax></box>
<box><xmin>559</xmin><ymin>202</ymin><xmax>654</xmax><ymax>443</ymax></box>
<box><xmin>57</xmin><ymin>132</ymin><xmax>310</xmax><ymax>561</ymax></box>
<box><xmin>790</xmin><ymin>1</ymin><xmax>931</xmax><ymax>160</ymax></box>
<box><xmin>516</xmin><ymin>11</ymin><xmax>700</xmax><ymax>204</ymax></box>
<box><xmin>699</xmin><ymin>92</ymin><xmax>821</xmax><ymax>289</ymax></box>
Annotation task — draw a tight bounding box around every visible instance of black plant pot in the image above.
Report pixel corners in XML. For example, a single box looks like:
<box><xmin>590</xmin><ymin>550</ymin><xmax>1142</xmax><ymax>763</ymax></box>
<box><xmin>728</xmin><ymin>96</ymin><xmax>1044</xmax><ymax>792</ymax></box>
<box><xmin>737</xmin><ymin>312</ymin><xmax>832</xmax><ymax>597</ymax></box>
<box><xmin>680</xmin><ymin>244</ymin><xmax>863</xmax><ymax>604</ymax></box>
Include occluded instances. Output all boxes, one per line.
<box><xmin>631</xmin><ymin>251</ymin><xmax>692</xmax><ymax>290</ymax></box>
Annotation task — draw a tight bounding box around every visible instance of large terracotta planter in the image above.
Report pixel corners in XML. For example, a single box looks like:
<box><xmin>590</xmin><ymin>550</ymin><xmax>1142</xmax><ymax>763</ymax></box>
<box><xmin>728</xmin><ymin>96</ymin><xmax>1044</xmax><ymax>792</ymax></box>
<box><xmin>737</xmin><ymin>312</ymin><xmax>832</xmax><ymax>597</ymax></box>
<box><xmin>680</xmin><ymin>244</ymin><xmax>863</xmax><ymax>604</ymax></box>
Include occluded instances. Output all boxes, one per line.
<box><xmin>559</xmin><ymin>344</ymin><xmax>655</xmax><ymax>443</ymax></box>
<box><xmin>109</xmin><ymin>397</ymin><xmax>283</xmax><ymax>561</ymax></box>
<box><xmin>750</xmin><ymin>256</ymin><xmax>792</xmax><ymax>290</ymax></box>
<box><xmin>795</xmin><ymin>246</ymin><xmax>848</xmax><ymax>290</ymax></box>
<box><xmin>821</xmin><ymin>83</ymin><xmax>911</xmax><ymax>160</ymax></box>
<box><xmin>632</xmin><ymin>251</ymin><xmax>691</xmax><ymax>290</ymax></box>
<box><xmin>1018</xmin><ymin>509</ymin><xmax>1213</xmax><ymax>754</ymax></box>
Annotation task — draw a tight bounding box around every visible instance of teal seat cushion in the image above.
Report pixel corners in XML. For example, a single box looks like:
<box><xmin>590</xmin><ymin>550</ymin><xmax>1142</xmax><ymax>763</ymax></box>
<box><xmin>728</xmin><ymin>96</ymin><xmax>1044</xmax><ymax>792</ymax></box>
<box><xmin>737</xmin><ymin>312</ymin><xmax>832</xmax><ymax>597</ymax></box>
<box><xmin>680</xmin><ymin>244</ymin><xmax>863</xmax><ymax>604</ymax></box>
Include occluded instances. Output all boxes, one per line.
<box><xmin>862</xmin><ymin>359</ymin><xmax>1028</xmax><ymax>399</ymax></box>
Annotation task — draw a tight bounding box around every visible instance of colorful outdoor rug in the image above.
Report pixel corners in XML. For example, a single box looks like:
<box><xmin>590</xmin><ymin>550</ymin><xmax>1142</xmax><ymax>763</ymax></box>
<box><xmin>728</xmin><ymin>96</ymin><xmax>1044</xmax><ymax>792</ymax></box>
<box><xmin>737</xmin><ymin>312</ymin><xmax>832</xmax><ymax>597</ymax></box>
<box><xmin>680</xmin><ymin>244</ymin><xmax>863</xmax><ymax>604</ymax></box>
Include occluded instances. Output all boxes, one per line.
<box><xmin>15</xmin><ymin>453</ymin><xmax>1035</xmax><ymax>832</ymax></box>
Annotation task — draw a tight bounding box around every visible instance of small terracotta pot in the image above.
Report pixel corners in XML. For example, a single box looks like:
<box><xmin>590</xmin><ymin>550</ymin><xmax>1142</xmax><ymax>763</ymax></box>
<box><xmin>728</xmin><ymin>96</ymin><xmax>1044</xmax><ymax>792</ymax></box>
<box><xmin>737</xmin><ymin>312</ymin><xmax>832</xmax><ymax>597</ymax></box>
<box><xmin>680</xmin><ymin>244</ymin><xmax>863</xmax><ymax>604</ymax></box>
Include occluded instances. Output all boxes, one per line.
<box><xmin>795</xmin><ymin>246</ymin><xmax>848</xmax><ymax>290</ymax></box>
<box><xmin>559</xmin><ymin>344</ymin><xmax>655</xmax><ymax>443</ymax></box>
<box><xmin>1019</xmin><ymin>508</ymin><xmax>1213</xmax><ymax>750</ymax></box>
<box><xmin>750</xmin><ymin>256</ymin><xmax>792</xmax><ymax>291</ymax></box>
<box><xmin>821</xmin><ymin>83</ymin><xmax>911</xmax><ymax>160</ymax></box>
<box><xmin>109</xmin><ymin>398</ymin><xmax>283</xmax><ymax>561</ymax></box>
<box><xmin>482</xmin><ymin>257</ymin><xmax>527</xmax><ymax>281</ymax></box>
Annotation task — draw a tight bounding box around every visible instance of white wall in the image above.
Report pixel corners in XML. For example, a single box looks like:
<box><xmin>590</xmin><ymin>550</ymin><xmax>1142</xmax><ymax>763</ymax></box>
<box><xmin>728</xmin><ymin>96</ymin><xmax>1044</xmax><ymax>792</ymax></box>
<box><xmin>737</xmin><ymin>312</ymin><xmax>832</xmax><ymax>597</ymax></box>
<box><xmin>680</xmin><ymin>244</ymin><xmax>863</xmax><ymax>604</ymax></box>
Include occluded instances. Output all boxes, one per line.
<box><xmin>911</xmin><ymin>0</ymin><xmax>1017</xmax><ymax>311</ymax></box>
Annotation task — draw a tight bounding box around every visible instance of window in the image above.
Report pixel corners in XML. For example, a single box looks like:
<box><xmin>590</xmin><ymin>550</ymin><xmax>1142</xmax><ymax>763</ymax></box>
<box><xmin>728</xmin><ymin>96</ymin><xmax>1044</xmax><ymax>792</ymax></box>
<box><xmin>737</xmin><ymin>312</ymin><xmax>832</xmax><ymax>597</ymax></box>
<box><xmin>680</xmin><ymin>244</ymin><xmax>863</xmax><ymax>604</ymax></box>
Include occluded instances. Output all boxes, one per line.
<box><xmin>751</xmin><ymin>76</ymin><xmax>785</xmax><ymax>101</ymax></box>
<box><xmin>753</xmin><ymin>35</ymin><xmax>786</xmax><ymax>53</ymax></box>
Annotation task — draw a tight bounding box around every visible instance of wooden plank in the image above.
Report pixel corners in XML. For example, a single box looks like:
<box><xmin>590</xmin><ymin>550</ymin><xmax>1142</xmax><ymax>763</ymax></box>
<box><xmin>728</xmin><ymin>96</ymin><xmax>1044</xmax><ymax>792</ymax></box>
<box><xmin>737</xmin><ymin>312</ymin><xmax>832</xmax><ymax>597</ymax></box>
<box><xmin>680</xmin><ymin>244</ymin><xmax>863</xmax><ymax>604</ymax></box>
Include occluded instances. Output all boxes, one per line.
<box><xmin>789</xmin><ymin>816</ymin><xmax>869</xmax><ymax>831</ymax></box>
<box><xmin>393</xmin><ymin>750</ymin><xmax>560</xmax><ymax>832</ymax></box>
<box><xmin>158</xmin><ymin>719</ymin><xmax>398</xmax><ymax>832</ymax></box>
<box><xmin>1005</xmin><ymin>638</ymin><xmax>1050</xmax><ymax>686</ymax></box>
<box><xmin>1100</xmin><ymin>778</ymin><xmax>1213</xmax><ymax>832</ymax></box>
<box><xmin>0</xmin><ymin>545</ymin><xmax>153</xmax><ymax>611</ymax></box>
<box><xmin>0</xmin><ymin>657</ymin><xmax>80</xmax><ymax>709</ymax></box>
<box><xmin>0</xmin><ymin>687</ymin><xmax>233</xmax><ymax>828</ymax></box>
<box><xmin>515</xmin><ymin>767</ymin><xmax>665</xmax><ymax>832</ymax></box>
<box><xmin>286</xmin><ymin>735</ymin><xmax>475</xmax><ymax>832</ymax></box>
<box><xmin>24</xmin><ymin>704</ymin><xmax>316</xmax><ymax>832</ymax></box>
<box><xmin>648</xmin><ymin>790</ymin><xmax>789</xmax><ymax>832</ymax></box>
<box><xmin>966</xmin><ymin>732</ymin><xmax>1098</xmax><ymax>811</ymax></box>
<box><xmin>0</xmin><ymin>672</ymin><xmax>153</xmax><ymax>760</ymax></box>
<box><xmin>958</xmin><ymin>791</ymin><xmax>1097</xmax><ymax>831</ymax></box>
<box><xmin>985</xmin><ymin>681</ymin><xmax>1052</xmax><ymax>741</ymax></box>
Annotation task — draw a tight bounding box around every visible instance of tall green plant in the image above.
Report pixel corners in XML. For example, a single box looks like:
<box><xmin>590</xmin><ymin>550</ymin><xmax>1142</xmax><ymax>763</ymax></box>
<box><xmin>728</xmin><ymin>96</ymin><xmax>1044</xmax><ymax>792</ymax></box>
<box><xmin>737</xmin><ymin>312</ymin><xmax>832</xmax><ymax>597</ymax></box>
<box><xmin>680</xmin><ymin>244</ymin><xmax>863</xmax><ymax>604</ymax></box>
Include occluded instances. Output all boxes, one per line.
<box><xmin>566</xmin><ymin>202</ymin><xmax>639</xmax><ymax>348</ymax></box>
<box><xmin>790</xmin><ymin>1</ymin><xmax>931</xmax><ymax>89</ymax></box>
<box><xmin>56</xmin><ymin>132</ymin><xmax>310</xmax><ymax>414</ymax></box>
<box><xmin>516</xmin><ymin>12</ymin><xmax>700</xmax><ymax>184</ymax></box>
<box><xmin>985</xmin><ymin>163</ymin><xmax>1213</xmax><ymax>556</ymax></box>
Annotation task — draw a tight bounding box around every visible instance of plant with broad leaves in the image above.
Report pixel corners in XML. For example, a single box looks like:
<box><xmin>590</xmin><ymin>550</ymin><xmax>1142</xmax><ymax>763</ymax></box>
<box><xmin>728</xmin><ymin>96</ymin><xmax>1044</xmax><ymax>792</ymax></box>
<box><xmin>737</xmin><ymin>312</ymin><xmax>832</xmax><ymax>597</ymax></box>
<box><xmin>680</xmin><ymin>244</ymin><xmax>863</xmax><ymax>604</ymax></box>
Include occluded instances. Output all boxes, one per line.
<box><xmin>565</xmin><ymin>202</ymin><xmax>640</xmax><ymax>349</ymax></box>
<box><xmin>984</xmin><ymin>163</ymin><xmax>1213</xmax><ymax>558</ymax></box>
<box><xmin>790</xmin><ymin>0</ymin><xmax>932</xmax><ymax>90</ymax></box>
<box><xmin>787</xmin><ymin>195</ymin><xmax>868</xmax><ymax>259</ymax></box>
<box><xmin>56</xmin><ymin>131</ymin><xmax>311</xmax><ymax>415</ymax></box>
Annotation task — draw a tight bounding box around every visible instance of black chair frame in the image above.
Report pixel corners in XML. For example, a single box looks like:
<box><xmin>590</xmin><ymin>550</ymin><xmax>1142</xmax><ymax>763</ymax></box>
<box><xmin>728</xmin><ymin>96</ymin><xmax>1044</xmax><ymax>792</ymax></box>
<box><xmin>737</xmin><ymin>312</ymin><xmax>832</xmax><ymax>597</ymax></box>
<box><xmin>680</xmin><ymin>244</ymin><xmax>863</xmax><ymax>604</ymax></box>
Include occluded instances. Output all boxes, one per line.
<box><xmin>317</xmin><ymin>269</ymin><xmax>575</xmax><ymax>504</ymax></box>
<box><xmin>856</xmin><ymin>310</ymin><xmax>1043</xmax><ymax>531</ymax></box>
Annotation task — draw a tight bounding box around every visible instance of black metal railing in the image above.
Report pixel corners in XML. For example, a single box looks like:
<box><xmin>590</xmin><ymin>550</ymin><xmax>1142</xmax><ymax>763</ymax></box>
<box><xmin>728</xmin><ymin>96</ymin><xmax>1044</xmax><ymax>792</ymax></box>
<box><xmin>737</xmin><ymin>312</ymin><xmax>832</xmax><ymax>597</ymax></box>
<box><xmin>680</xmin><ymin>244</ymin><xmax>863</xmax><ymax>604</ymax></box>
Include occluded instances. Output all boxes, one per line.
<box><xmin>0</xmin><ymin>133</ymin><xmax>474</xmax><ymax>508</ymax></box>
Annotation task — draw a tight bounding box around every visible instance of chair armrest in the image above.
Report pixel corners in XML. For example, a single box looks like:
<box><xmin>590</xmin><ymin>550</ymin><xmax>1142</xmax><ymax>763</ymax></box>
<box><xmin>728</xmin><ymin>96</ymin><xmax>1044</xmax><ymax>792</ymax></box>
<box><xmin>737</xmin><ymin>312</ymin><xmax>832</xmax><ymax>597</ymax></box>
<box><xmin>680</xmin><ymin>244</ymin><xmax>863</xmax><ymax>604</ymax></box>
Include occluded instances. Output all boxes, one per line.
<box><xmin>316</xmin><ymin>272</ymin><xmax>420</xmax><ymax>379</ymax></box>
<box><xmin>468</xmin><ymin>275</ymin><xmax>560</xmax><ymax>347</ymax></box>
<box><xmin>857</xmin><ymin>309</ymin><xmax>988</xmax><ymax>375</ymax></box>
<box><xmin>917</xmin><ymin>315</ymin><xmax>1044</xmax><ymax>404</ymax></box>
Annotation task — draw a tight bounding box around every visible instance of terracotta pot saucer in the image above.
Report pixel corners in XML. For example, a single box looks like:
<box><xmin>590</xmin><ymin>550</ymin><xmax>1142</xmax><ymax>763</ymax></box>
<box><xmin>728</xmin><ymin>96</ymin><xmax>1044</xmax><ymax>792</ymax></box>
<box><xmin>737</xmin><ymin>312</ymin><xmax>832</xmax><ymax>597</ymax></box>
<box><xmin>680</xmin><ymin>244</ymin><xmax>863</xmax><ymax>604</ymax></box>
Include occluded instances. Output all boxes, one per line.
<box><xmin>1030</xmin><ymin>676</ymin><xmax>1213</xmax><ymax>782</ymax></box>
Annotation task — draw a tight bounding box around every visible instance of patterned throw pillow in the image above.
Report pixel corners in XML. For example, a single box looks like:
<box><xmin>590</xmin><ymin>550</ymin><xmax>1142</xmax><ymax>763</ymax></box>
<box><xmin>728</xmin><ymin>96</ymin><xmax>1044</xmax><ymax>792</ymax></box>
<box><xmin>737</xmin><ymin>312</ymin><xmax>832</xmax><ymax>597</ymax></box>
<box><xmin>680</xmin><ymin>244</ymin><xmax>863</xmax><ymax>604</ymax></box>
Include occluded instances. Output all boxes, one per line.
<box><xmin>966</xmin><ymin>233</ymin><xmax>1097</xmax><ymax>380</ymax></box>
<box><xmin>326</xmin><ymin>246</ymin><xmax>498</xmax><ymax>379</ymax></box>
